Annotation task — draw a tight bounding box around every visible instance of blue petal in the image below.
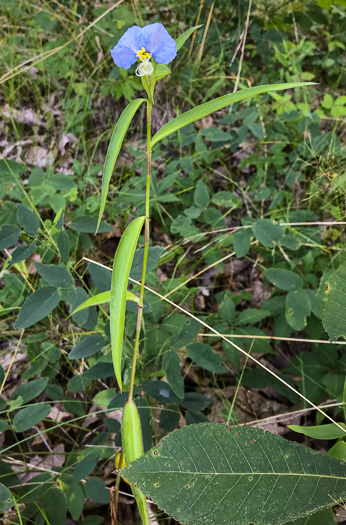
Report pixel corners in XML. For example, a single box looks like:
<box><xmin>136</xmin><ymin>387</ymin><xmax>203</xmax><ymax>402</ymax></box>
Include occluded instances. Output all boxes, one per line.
<box><xmin>142</xmin><ymin>23</ymin><xmax>177</xmax><ymax>64</ymax></box>
<box><xmin>110</xmin><ymin>26</ymin><xmax>145</xmax><ymax>69</ymax></box>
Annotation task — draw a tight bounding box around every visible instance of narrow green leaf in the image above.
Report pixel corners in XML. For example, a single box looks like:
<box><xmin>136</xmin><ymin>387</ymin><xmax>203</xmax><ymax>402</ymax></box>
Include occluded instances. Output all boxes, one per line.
<box><xmin>289</xmin><ymin>423</ymin><xmax>346</xmax><ymax>440</ymax></box>
<box><xmin>176</xmin><ymin>25</ymin><xmax>203</xmax><ymax>51</ymax></box>
<box><xmin>110</xmin><ymin>217</ymin><xmax>145</xmax><ymax>390</ymax></box>
<box><xmin>322</xmin><ymin>261</ymin><xmax>346</xmax><ymax>341</ymax></box>
<box><xmin>151</xmin><ymin>83</ymin><xmax>315</xmax><ymax>147</ymax></box>
<box><xmin>97</xmin><ymin>99</ymin><xmax>146</xmax><ymax>233</ymax></box>
<box><xmin>122</xmin><ymin>424</ymin><xmax>346</xmax><ymax>525</ymax></box>
<box><xmin>14</xmin><ymin>286</ymin><xmax>61</xmax><ymax>329</ymax></box>
<box><xmin>72</xmin><ymin>290</ymin><xmax>139</xmax><ymax>315</ymax></box>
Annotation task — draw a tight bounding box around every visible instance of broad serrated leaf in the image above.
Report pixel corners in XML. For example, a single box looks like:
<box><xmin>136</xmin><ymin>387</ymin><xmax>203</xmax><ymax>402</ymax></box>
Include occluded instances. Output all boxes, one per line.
<box><xmin>110</xmin><ymin>217</ymin><xmax>145</xmax><ymax>390</ymax></box>
<box><xmin>14</xmin><ymin>286</ymin><xmax>61</xmax><ymax>329</ymax></box>
<box><xmin>322</xmin><ymin>261</ymin><xmax>346</xmax><ymax>341</ymax></box>
<box><xmin>151</xmin><ymin>83</ymin><xmax>315</xmax><ymax>147</ymax></box>
<box><xmin>287</xmin><ymin>507</ymin><xmax>336</xmax><ymax>525</ymax></box>
<box><xmin>122</xmin><ymin>424</ymin><xmax>346</xmax><ymax>525</ymax></box>
<box><xmin>97</xmin><ymin>99</ymin><xmax>146</xmax><ymax>233</ymax></box>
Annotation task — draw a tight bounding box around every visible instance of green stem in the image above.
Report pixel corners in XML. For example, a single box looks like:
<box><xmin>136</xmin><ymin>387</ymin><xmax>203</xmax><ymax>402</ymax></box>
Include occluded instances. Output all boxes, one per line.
<box><xmin>128</xmin><ymin>100</ymin><xmax>152</xmax><ymax>402</ymax></box>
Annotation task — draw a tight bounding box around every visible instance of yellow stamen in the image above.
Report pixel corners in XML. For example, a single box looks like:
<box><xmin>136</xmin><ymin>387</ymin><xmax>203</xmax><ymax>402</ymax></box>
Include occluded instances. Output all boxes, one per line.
<box><xmin>136</xmin><ymin>47</ymin><xmax>151</xmax><ymax>62</ymax></box>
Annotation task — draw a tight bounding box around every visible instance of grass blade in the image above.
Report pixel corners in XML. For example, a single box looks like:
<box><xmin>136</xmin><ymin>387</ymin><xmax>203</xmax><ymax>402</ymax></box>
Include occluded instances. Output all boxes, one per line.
<box><xmin>151</xmin><ymin>82</ymin><xmax>315</xmax><ymax>147</ymax></box>
<box><xmin>96</xmin><ymin>99</ymin><xmax>146</xmax><ymax>233</ymax></box>
<box><xmin>176</xmin><ymin>25</ymin><xmax>203</xmax><ymax>51</ymax></box>
<box><xmin>71</xmin><ymin>290</ymin><xmax>139</xmax><ymax>315</ymax></box>
<box><xmin>110</xmin><ymin>217</ymin><xmax>145</xmax><ymax>390</ymax></box>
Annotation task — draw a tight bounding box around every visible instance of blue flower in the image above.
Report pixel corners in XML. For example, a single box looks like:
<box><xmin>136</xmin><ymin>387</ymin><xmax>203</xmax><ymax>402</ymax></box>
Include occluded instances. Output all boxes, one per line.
<box><xmin>110</xmin><ymin>23</ymin><xmax>177</xmax><ymax>74</ymax></box>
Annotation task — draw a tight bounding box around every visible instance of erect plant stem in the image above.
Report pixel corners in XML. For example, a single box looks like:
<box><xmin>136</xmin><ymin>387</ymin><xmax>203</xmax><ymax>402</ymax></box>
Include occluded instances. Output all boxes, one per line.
<box><xmin>128</xmin><ymin>100</ymin><xmax>152</xmax><ymax>402</ymax></box>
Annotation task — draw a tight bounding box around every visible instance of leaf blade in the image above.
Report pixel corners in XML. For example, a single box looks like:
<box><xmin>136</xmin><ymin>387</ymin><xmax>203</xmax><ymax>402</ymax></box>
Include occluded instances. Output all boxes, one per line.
<box><xmin>176</xmin><ymin>25</ymin><xmax>203</xmax><ymax>51</ymax></box>
<box><xmin>14</xmin><ymin>286</ymin><xmax>61</xmax><ymax>329</ymax></box>
<box><xmin>111</xmin><ymin>217</ymin><xmax>145</xmax><ymax>390</ymax></box>
<box><xmin>71</xmin><ymin>290</ymin><xmax>139</xmax><ymax>314</ymax></box>
<box><xmin>151</xmin><ymin>83</ymin><xmax>315</xmax><ymax>147</ymax></box>
<box><xmin>322</xmin><ymin>261</ymin><xmax>346</xmax><ymax>341</ymax></box>
<box><xmin>121</xmin><ymin>424</ymin><xmax>346</xmax><ymax>525</ymax></box>
<box><xmin>96</xmin><ymin>99</ymin><xmax>146</xmax><ymax>233</ymax></box>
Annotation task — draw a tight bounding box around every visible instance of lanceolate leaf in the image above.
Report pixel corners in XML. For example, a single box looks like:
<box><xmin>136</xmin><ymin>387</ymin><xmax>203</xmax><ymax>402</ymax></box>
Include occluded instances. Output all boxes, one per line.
<box><xmin>151</xmin><ymin>83</ymin><xmax>315</xmax><ymax>147</ymax></box>
<box><xmin>111</xmin><ymin>217</ymin><xmax>145</xmax><ymax>390</ymax></box>
<box><xmin>96</xmin><ymin>99</ymin><xmax>146</xmax><ymax>233</ymax></box>
<box><xmin>175</xmin><ymin>25</ymin><xmax>203</xmax><ymax>51</ymax></box>
<box><xmin>322</xmin><ymin>260</ymin><xmax>346</xmax><ymax>341</ymax></box>
<box><xmin>289</xmin><ymin>423</ymin><xmax>346</xmax><ymax>440</ymax></box>
<box><xmin>121</xmin><ymin>424</ymin><xmax>346</xmax><ymax>525</ymax></box>
<box><xmin>72</xmin><ymin>290</ymin><xmax>139</xmax><ymax>314</ymax></box>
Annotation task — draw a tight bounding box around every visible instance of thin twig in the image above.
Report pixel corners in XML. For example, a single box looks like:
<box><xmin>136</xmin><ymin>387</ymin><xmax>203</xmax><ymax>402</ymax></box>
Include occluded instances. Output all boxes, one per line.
<box><xmin>197</xmin><ymin>0</ymin><xmax>215</xmax><ymax>62</ymax></box>
<box><xmin>233</xmin><ymin>0</ymin><xmax>252</xmax><ymax>93</ymax></box>
<box><xmin>188</xmin><ymin>0</ymin><xmax>204</xmax><ymax>58</ymax></box>
<box><xmin>202</xmin><ymin>334</ymin><xmax>346</xmax><ymax>345</ymax></box>
<box><xmin>0</xmin><ymin>330</ymin><xmax>24</xmax><ymax>396</ymax></box>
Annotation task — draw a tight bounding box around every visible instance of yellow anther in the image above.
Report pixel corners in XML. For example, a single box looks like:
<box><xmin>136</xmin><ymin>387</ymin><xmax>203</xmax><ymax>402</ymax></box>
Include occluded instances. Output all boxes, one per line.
<box><xmin>136</xmin><ymin>47</ymin><xmax>151</xmax><ymax>61</ymax></box>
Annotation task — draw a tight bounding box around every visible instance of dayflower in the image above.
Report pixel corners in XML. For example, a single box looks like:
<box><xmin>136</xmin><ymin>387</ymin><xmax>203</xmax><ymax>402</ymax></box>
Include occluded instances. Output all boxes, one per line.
<box><xmin>110</xmin><ymin>23</ymin><xmax>177</xmax><ymax>77</ymax></box>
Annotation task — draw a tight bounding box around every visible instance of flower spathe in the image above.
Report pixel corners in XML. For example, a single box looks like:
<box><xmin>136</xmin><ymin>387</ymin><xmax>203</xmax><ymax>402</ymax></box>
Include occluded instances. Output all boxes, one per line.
<box><xmin>110</xmin><ymin>23</ymin><xmax>177</xmax><ymax>76</ymax></box>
